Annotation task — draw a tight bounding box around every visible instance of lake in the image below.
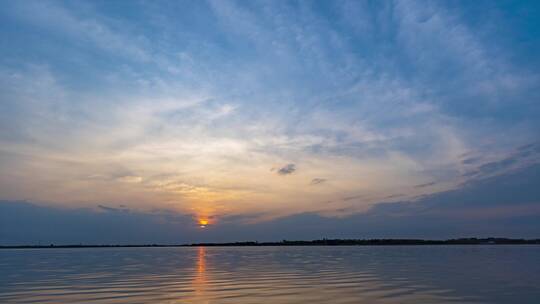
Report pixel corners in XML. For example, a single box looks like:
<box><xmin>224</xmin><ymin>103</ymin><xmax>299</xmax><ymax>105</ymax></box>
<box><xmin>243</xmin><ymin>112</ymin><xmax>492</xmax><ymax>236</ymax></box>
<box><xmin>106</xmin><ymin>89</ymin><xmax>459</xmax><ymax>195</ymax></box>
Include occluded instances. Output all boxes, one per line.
<box><xmin>1</xmin><ymin>246</ymin><xmax>539</xmax><ymax>303</ymax></box>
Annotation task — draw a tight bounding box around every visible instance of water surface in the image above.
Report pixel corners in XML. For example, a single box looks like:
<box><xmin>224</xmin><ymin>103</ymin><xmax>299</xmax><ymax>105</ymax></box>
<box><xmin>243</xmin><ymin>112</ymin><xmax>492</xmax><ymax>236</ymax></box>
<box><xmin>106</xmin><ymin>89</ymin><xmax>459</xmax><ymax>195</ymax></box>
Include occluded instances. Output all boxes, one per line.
<box><xmin>1</xmin><ymin>246</ymin><xmax>539</xmax><ymax>303</ymax></box>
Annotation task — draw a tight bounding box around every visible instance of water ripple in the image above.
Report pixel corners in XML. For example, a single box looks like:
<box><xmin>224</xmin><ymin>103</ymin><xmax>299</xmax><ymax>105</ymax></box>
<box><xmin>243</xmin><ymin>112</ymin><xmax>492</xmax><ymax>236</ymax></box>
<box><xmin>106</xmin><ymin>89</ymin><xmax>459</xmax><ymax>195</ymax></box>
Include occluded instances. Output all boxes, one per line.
<box><xmin>1</xmin><ymin>246</ymin><xmax>539</xmax><ymax>303</ymax></box>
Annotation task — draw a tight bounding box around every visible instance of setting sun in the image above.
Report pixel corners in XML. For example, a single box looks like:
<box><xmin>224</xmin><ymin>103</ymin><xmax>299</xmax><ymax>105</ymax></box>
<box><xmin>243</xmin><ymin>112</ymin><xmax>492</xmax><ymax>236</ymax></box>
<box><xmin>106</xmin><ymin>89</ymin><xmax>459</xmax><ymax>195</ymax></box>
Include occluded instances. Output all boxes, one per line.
<box><xmin>199</xmin><ymin>219</ymin><xmax>209</xmax><ymax>228</ymax></box>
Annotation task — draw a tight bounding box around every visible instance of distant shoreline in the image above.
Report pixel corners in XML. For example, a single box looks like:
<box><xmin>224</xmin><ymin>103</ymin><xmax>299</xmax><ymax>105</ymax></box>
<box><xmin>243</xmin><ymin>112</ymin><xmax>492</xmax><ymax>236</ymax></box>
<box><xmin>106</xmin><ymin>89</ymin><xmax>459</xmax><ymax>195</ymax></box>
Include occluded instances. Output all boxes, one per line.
<box><xmin>1</xmin><ymin>238</ymin><xmax>539</xmax><ymax>249</ymax></box>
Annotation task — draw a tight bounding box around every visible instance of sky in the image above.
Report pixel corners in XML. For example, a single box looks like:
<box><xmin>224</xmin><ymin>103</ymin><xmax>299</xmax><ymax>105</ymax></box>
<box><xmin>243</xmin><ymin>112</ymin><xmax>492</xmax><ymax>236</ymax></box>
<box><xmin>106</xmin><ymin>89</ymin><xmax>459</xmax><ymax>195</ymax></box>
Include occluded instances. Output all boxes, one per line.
<box><xmin>1</xmin><ymin>0</ymin><xmax>539</xmax><ymax>244</ymax></box>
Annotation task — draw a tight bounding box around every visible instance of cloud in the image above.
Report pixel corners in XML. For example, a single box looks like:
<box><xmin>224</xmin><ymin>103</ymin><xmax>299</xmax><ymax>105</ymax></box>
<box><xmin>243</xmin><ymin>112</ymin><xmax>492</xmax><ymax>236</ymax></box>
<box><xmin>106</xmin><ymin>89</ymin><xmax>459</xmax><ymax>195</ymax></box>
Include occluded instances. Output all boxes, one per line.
<box><xmin>0</xmin><ymin>1</ymin><xmax>539</xmax><ymax>224</ymax></box>
<box><xmin>277</xmin><ymin>164</ymin><xmax>296</xmax><ymax>175</ymax></box>
<box><xmin>97</xmin><ymin>205</ymin><xmax>130</xmax><ymax>213</ymax></box>
<box><xmin>461</xmin><ymin>157</ymin><xmax>480</xmax><ymax>165</ymax></box>
<box><xmin>414</xmin><ymin>182</ymin><xmax>436</xmax><ymax>188</ymax></box>
<box><xmin>6</xmin><ymin>1</ymin><xmax>157</xmax><ymax>63</ymax></box>
<box><xmin>342</xmin><ymin>194</ymin><xmax>364</xmax><ymax>202</ymax></box>
<box><xmin>462</xmin><ymin>142</ymin><xmax>540</xmax><ymax>179</ymax></box>
<box><xmin>310</xmin><ymin>178</ymin><xmax>326</xmax><ymax>185</ymax></box>
<box><xmin>384</xmin><ymin>194</ymin><xmax>404</xmax><ymax>199</ymax></box>
<box><xmin>116</xmin><ymin>175</ymin><xmax>143</xmax><ymax>183</ymax></box>
<box><xmin>1</xmin><ymin>162</ymin><xmax>540</xmax><ymax>244</ymax></box>
<box><xmin>0</xmin><ymin>201</ymin><xmax>196</xmax><ymax>245</ymax></box>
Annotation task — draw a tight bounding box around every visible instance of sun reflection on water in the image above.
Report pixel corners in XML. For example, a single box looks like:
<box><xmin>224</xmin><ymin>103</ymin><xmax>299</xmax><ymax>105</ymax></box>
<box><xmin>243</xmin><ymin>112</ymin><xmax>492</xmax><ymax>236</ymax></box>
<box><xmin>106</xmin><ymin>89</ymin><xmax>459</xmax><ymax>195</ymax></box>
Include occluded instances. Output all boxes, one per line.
<box><xmin>191</xmin><ymin>246</ymin><xmax>207</xmax><ymax>301</ymax></box>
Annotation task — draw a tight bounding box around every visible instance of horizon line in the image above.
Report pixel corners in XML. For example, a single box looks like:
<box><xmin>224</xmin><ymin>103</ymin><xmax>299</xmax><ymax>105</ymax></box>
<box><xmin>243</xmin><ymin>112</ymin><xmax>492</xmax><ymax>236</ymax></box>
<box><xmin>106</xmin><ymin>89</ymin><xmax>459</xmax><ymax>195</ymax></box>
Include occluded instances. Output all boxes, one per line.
<box><xmin>2</xmin><ymin>237</ymin><xmax>540</xmax><ymax>249</ymax></box>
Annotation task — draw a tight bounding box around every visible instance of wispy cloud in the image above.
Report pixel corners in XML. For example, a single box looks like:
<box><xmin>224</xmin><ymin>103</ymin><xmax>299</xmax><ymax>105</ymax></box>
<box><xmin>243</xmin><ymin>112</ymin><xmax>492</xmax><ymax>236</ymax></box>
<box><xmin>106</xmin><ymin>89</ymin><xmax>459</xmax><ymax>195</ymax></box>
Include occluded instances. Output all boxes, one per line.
<box><xmin>0</xmin><ymin>0</ymin><xmax>539</xmax><ymax>224</ymax></box>
<box><xmin>310</xmin><ymin>178</ymin><xmax>326</xmax><ymax>185</ymax></box>
<box><xmin>414</xmin><ymin>182</ymin><xmax>436</xmax><ymax>189</ymax></box>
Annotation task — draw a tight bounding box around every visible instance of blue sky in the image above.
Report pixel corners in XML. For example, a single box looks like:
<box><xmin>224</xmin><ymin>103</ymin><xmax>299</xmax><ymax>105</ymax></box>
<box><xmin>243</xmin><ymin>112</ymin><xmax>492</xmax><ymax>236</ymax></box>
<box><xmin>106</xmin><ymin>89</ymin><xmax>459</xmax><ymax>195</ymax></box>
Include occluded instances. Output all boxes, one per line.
<box><xmin>1</xmin><ymin>0</ymin><xmax>539</xmax><ymax>243</ymax></box>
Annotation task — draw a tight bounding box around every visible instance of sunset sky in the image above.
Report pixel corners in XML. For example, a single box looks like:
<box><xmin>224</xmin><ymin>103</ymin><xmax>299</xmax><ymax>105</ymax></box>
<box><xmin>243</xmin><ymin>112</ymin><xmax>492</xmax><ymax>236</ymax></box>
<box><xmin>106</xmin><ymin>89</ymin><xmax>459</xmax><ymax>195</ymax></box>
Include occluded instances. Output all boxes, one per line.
<box><xmin>1</xmin><ymin>0</ymin><xmax>539</xmax><ymax>244</ymax></box>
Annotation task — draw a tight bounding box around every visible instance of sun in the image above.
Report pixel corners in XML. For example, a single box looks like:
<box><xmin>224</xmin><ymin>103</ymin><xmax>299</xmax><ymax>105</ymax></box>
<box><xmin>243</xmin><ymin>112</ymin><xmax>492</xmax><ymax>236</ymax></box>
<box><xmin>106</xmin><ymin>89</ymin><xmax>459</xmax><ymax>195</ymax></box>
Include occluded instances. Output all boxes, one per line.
<box><xmin>199</xmin><ymin>219</ymin><xmax>209</xmax><ymax>228</ymax></box>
